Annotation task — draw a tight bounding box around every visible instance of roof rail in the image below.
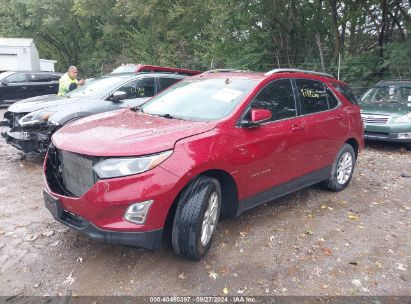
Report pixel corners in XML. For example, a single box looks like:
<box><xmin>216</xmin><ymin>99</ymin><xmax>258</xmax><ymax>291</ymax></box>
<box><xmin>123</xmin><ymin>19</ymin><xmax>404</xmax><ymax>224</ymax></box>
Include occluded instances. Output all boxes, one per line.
<box><xmin>203</xmin><ymin>69</ymin><xmax>252</xmax><ymax>74</ymax></box>
<box><xmin>264</xmin><ymin>68</ymin><xmax>335</xmax><ymax>79</ymax></box>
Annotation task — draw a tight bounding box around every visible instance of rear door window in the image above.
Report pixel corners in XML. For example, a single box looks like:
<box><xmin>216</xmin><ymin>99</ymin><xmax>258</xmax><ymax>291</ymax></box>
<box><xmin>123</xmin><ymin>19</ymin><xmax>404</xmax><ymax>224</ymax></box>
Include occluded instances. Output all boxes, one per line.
<box><xmin>48</xmin><ymin>74</ymin><xmax>61</xmax><ymax>81</ymax></box>
<box><xmin>29</xmin><ymin>73</ymin><xmax>50</xmax><ymax>83</ymax></box>
<box><xmin>296</xmin><ymin>79</ymin><xmax>329</xmax><ymax>114</ymax></box>
<box><xmin>249</xmin><ymin>79</ymin><xmax>297</xmax><ymax>122</ymax></box>
<box><xmin>325</xmin><ymin>86</ymin><xmax>339</xmax><ymax>109</ymax></box>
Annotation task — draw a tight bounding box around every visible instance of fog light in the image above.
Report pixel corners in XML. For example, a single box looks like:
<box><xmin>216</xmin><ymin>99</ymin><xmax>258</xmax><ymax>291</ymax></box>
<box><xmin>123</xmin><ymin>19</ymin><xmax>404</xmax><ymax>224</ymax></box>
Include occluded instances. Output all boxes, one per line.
<box><xmin>124</xmin><ymin>200</ymin><xmax>153</xmax><ymax>224</ymax></box>
<box><xmin>398</xmin><ymin>132</ymin><xmax>411</xmax><ymax>139</ymax></box>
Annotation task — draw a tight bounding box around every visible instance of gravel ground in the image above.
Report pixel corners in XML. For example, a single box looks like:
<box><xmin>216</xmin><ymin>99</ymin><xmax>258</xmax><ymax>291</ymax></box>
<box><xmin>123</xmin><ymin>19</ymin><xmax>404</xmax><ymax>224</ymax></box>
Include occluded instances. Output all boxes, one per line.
<box><xmin>0</xmin><ymin>108</ymin><xmax>410</xmax><ymax>298</ymax></box>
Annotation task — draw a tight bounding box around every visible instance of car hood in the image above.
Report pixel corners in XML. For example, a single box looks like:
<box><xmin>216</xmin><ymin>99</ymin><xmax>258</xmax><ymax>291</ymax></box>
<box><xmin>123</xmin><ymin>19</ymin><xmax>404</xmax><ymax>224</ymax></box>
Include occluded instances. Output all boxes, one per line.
<box><xmin>7</xmin><ymin>95</ymin><xmax>82</xmax><ymax>113</ymax></box>
<box><xmin>360</xmin><ymin>102</ymin><xmax>411</xmax><ymax>116</ymax></box>
<box><xmin>52</xmin><ymin>109</ymin><xmax>218</xmax><ymax>157</ymax></box>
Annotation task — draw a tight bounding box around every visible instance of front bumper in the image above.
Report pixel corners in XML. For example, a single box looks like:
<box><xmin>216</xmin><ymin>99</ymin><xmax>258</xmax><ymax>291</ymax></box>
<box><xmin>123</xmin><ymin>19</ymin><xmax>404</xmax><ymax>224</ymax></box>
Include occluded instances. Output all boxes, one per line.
<box><xmin>2</xmin><ymin>126</ymin><xmax>53</xmax><ymax>153</ymax></box>
<box><xmin>364</xmin><ymin>131</ymin><xmax>411</xmax><ymax>143</ymax></box>
<box><xmin>44</xmin><ymin>189</ymin><xmax>163</xmax><ymax>250</ymax></box>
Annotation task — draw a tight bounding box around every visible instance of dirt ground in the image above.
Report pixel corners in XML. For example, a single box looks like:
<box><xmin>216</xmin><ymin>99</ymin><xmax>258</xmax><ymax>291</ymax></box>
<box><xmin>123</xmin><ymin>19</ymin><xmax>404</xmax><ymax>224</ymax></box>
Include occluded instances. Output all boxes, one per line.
<box><xmin>0</xmin><ymin>108</ymin><xmax>410</xmax><ymax>298</ymax></box>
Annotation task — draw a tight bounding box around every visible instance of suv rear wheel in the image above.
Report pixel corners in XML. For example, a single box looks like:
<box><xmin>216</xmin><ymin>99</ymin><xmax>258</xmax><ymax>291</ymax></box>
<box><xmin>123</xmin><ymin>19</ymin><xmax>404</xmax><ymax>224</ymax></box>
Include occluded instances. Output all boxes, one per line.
<box><xmin>324</xmin><ymin>143</ymin><xmax>356</xmax><ymax>192</ymax></box>
<box><xmin>172</xmin><ymin>176</ymin><xmax>221</xmax><ymax>261</ymax></box>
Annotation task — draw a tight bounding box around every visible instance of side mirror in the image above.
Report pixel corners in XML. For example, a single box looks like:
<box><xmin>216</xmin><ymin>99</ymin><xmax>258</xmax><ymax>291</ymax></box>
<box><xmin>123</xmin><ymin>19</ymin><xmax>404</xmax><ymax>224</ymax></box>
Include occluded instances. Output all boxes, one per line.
<box><xmin>111</xmin><ymin>91</ymin><xmax>127</xmax><ymax>102</ymax></box>
<box><xmin>1</xmin><ymin>80</ymin><xmax>8</xmax><ymax>86</ymax></box>
<box><xmin>240</xmin><ymin>108</ymin><xmax>272</xmax><ymax>127</ymax></box>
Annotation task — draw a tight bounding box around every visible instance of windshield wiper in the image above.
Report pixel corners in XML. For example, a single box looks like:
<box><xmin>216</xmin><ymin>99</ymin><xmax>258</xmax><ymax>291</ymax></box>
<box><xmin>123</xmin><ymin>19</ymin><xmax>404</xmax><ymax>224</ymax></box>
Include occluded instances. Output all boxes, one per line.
<box><xmin>156</xmin><ymin>113</ymin><xmax>175</xmax><ymax>119</ymax></box>
<box><xmin>131</xmin><ymin>106</ymin><xmax>144</xmax><ymax>113</ymax></box>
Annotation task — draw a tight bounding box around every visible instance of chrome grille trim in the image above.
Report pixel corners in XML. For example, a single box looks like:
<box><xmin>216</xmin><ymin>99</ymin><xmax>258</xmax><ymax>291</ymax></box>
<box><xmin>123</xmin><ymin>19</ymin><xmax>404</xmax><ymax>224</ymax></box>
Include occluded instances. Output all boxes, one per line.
<box><xmin>361</xmin><ymin>113</ymin><xmax>391</xmax><ymax>124</ymax></box>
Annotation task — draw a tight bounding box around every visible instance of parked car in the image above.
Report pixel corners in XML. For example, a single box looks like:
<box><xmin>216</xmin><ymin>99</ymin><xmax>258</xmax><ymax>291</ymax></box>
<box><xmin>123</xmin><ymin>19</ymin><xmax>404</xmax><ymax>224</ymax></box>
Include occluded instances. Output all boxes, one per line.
<box><xmin>0</xmin><ymin>71</ymin><xmax>62</xmax><ymax>106</ymax></box>
<box><xmin>360</xmin><ymin>80</ymin><xmax>411</xmax><ymax>149</ymax></box>
<box><xmin>1</xmin><ymin>72</ymin><xmax>189</xmax><ymax>153</ymax></box>
<box><xmin>111</xmin><ymin>64</ymin><xmax>201</xmax><ymax>76</ymax></box>
<box><xmin>43</xmin><ymin>68</ymin><xmax>364</xmax><ymax>260</ymax></box>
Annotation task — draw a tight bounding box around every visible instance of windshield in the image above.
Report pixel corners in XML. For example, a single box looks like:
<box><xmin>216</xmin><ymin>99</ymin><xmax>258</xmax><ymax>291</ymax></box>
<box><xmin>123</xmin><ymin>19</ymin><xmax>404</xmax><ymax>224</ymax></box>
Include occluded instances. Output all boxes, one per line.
<box><xmin>361</xmin><ymin>86</ymin><xmax>411</xmax><ymax>104</ymax></box>
<box><xmin>141</xmin><ymin>78</ymin><xmax>258</xmax><ymax>121</ymax></box>
<box><xmin>111</xmin><ymin>65</ymin><xmax>137</xmax><ymax>74</ymax></box>
<box><xmin>67</xmin><ymin>76</ymin><xmax>126</xmax><ymax>98</ymax></box>
<box><xmin>0</xmin><ymin>72</ymin><xmax>14</xmax><ymax>81</ymax></box>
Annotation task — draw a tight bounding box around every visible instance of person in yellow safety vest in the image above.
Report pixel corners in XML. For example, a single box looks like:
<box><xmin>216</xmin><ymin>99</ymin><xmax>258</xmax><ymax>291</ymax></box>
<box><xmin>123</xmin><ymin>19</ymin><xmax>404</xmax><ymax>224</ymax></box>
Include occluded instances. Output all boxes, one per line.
<box><xmin>57</xmin><ymin>66</ymin><xmax>85</xmax><ymax>96</ymax></box>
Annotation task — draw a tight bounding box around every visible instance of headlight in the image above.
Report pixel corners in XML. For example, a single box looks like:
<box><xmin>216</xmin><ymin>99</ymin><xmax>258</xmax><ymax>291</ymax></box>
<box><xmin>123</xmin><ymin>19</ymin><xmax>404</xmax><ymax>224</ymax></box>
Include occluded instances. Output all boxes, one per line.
<box><xmin>19</xmin><ymin>111</ymin><xmax>55</xmax><ymax>126</ymax></box>
<box><xmin>394</xmin><ymin>113</ymin><xmax>411</xmax><ymax>123</ymax></box>
<box><xmin>93</xmin><ymin>150</ymin><xmax>173</xmax><ymax>178</ymax></box>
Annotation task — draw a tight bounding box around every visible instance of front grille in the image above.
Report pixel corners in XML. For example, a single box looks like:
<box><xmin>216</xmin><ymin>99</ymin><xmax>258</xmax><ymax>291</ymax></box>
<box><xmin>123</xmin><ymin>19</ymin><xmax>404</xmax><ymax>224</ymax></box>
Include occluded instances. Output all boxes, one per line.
<box><xmin>45</xmin><ymin>145</ymin><xmax>99</xmax><ymax>198</ymax></box>
<box><xmin>361</xmin><ymin>113</ymin><xmax>390</xmax><ymax>124</ymax></box>
<box><xmin>61</xmin><ymin>150</ymin><xmax>97</xmax><ymax>197</ymax></box>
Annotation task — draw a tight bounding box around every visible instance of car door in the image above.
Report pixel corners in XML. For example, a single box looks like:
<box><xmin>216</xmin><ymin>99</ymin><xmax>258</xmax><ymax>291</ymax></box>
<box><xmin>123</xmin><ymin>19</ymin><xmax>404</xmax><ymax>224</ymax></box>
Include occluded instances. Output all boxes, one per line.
<box><xmin>46</xmin><ymin>73</ymin><xmax>61</xmax><ymax>94</ymax></box>
<box><xmin>294</xmin><ymin>78</ymin><xmax>349</xmax><ymax>172</ymax></box>
<box><xmin>27</xmin><ymin>73</ymin><xmax>52</xmax><ymax>97</ymax></box>
<box><xmin>109</xmin><ymin>77</ymin><xmax>156</xmax><ymax>109</ymax></box>
<box><xmin>236</xmin><ymin>78</ymin><xmax>308</xmax><ymax>199</ymax></box>
<box><xmin>1</xmin><ymin>72</ymin><xmax>29</xmax><ymax>101</ymax></box>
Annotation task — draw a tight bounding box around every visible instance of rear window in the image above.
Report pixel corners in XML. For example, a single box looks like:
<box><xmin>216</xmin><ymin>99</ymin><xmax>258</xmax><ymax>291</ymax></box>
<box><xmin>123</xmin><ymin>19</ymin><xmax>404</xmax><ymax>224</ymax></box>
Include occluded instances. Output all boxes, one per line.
<box><xmin>332</xmin><ymin>82</ymin><xmax>359</xmax><ymax>105</ymax></box>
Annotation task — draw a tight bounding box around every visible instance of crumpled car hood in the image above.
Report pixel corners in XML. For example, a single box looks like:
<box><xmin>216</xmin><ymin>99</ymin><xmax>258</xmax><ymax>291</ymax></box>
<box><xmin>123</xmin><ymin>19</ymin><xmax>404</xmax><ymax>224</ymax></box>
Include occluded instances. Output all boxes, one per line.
<box><xmin>52</xmin><ymin>109</ymin><xmax>217</xmax><ymax>157</ymax></box>
<box><xmin>7</xmin><ymin>95</ymin><xmax>82</xmax><ymax>113</ymax></box>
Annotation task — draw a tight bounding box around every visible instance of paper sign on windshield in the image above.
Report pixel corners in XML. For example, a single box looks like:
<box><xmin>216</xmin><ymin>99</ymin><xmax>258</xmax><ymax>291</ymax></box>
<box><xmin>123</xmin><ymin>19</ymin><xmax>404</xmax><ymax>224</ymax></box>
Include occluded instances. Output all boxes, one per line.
<box><xmin>211</xmin><ymin>88</ymin><xmax>242</xmax><ymax>103</ymax></box>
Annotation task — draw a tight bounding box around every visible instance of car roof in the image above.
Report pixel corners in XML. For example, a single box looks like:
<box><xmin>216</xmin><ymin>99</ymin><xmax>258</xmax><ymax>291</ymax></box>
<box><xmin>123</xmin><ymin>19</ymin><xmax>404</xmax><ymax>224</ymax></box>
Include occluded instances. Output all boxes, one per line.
<box><xmin>194</xmin><ymin>68</ymin><xmax>343</xmax><ymax>83</ymax></box>
<box><xmin>376</xmin><ymin>80</ymin><xmax>411</xmax><ymax>87</ymax></box>
<box><xmin>111</xmin><ymin>64</ymin><xmax>201</xmax><ymax>76</ymax></box>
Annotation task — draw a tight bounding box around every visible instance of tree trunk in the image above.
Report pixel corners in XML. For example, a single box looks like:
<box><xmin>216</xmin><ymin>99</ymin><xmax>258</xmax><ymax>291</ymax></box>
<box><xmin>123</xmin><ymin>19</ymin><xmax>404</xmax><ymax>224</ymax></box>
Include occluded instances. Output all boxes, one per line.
<box><xmin>316</xmin><ymin>32</ymin><xmax>325</xmax><ymax>72</ymax></box>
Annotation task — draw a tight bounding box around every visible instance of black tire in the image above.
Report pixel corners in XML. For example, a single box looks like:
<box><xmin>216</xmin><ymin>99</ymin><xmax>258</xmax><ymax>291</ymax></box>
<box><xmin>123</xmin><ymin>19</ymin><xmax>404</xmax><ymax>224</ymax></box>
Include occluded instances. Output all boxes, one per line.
<box><xmin>324</xmin><ymin>143</ymin><xmax>356</xmax><ymax>192</ymax></box>
<box><xmin>171</xmin><ymin>176</ymin><xmax>221</xmax><ymax>261</ymax></box>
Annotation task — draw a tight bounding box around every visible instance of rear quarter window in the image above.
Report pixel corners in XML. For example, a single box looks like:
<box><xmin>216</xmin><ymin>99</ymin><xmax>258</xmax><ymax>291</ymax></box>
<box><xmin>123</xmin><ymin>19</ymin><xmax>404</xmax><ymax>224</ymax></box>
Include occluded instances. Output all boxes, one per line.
<box><xmin>331</xmin><ymin>82</ymin><xmax>359</xmax><ymax>105</ymax></box>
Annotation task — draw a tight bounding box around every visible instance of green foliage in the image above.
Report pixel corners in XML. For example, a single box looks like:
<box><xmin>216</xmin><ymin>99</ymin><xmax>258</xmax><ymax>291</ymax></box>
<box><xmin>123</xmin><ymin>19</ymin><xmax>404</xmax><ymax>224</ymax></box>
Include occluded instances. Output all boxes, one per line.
<box><xmin>0</xmin><ymin>0</ymin><xmax>409</xmax><ymax>85</ymax></box>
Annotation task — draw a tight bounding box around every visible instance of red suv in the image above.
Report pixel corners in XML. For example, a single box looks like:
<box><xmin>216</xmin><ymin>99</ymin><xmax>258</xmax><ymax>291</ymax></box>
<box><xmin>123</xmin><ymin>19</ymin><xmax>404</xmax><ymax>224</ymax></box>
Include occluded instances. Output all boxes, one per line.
<box><xmin>43</xmin><ymin>69</ymin><xmax>364</xmax><ymax>260</ymax></box>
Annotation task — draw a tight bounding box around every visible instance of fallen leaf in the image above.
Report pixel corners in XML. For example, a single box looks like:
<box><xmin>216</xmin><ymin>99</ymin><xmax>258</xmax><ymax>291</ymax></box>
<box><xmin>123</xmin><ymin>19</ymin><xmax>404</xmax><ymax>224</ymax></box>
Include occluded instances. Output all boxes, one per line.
<box><xmin>41</xmin><ymin>230</ymin><xmax>54</xmax><ymax>237</ymax></box>
<box><xmin>348</xmin><ymin>213</ymin><xmax>359</xmax><ymax>220</ymax></box>
<box><xmin>209</xmin><ymin>271</ymin><xmax>219</xmax><ymax>280</ymax></box>
<box><xmin>76</xmin><ymin>257</ymin><xmax>83</xmax><ymax>264</ymax></box>
<box><xmin>305</xmin><ymin>230</ymin><xmax>314</xmax><ymax>235</ymax></box>
<box><xmin>239</xmin><ymin>232</ymin><xmax>247</xmax><ymax>237</ymax></box>
<box><xmin>321</xmin><ymin>248</ymin><xmax>332</xmax><ymax>256</ymax></box>
<box><xmin>352</xmin><ymin>279</ymin><xmax>362</xmax><ymax>287</ymax></box>
<box><xmin>178</xmin><ymin>272</ymin><xmax>186</xmax><ymax>279</ymax></box>
<box><xmin>396</xmin><ymin>264</ymin><xmax>407</xmax><ymax>271</ymax></box>
<box><xmin>219</xmin><ymin>266</ymin><xmax>229</xmax><ymax>275</ymax></box>
<box><xmin>64</xmin><ymin>272</ymin><xmax>75</xmax><ymax>285</ymax></box>
<box><xmin>321</xmin><ymin>205</ymin><xmax>327</xmax><ymax>209</ymax></box>
<box><xmin>223</xmin><ymin>287</ymin><xmax>229</xmax><ymax>294</ymax></box>
<box><xmin>26</xmin><ymin>235</ymin><xmax>38</xmax><ymax>242</ymax></box>
<box><xmin>349</xmin><ymin>261</ymin><xmax>358</xmax><ymax>266</ymax></box>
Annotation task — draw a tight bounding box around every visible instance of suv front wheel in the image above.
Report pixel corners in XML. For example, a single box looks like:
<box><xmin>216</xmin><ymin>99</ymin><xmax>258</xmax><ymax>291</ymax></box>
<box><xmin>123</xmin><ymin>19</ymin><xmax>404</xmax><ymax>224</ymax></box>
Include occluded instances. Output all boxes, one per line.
<box><xmin>172</xmin><ymin>176</ymin><xmax>221</xmax><ymax>261</ymax></box>
<box><xmin>324</xmin><ymin>143</ymin><xmax>356</xmax><ymax>192</ymax></box>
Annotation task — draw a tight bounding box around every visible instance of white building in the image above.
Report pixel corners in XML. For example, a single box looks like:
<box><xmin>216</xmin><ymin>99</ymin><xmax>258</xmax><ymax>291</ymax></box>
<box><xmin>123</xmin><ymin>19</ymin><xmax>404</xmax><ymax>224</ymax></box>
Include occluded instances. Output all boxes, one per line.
<box><xmin>0</xmin><ymin>38</ymin><xmax>56</xmax><ymax>72</ymax></box>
